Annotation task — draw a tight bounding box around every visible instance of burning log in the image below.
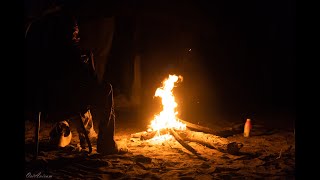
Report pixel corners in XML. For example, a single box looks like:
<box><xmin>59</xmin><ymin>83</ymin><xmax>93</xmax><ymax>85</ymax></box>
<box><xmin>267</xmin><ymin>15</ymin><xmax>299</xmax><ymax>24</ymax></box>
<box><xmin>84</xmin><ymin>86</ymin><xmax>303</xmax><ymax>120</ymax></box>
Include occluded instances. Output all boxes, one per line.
<box><xmin>131</xmin><ymin>129</ymin><xmax>243</xmax><ymax>155</ymax></box>
<box><xmin>177</xmin><ymin>130</ymin><xmax>243</xmax><ymax>155</ymax></box>
<box><xmin>131</xmin><ymin>129</ymin><xmax>170</xmax><ymax>140</ymax></box>
<box><xmin>140</xmin><ymin>131</ymin><xmax>157</xmax><ymax>140</ymax></box>
<box><xmin>135</xmin><ymin>75</ymin><xmax>242</xmax><ymax>156</ymax></box>
<box><xmin>178</xmin><ymin>118</ymin><xmax>218</xmax><ymax>135</ymax></box>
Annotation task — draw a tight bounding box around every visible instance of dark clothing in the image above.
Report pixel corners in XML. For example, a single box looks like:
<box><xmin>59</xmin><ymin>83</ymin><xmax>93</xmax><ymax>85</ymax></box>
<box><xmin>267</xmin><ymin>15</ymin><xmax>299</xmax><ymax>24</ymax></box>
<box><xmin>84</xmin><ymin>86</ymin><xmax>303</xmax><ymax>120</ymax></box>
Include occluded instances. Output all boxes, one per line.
<box><xmin>78</xmin><ymin>17</ymin><xmax>115</xmax><ymax>83</ymax></box>
<box><xmin>25</xmin><ymin>2</ymin><xmax>117</xmax><ymax>153</ymax></box>
<box><xmin>63</xmin><ymin>0</ymin><xmax>116</xmax><ymax>19</ymax></box>
<box><xmin>70</xmin><ymin>2</ymin><xmax>118</xmax><ymax>153</ymax></box>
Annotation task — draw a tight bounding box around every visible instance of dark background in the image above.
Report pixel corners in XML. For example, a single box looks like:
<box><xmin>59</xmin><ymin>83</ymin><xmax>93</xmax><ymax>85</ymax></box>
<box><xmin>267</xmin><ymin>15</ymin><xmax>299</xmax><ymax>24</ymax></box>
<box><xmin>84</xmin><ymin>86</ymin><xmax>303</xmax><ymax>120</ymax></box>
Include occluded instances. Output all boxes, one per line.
<box><xmin>24</xmin><ymin>0</ymin><xmax>295</xmax><ymax>126</ymax></box>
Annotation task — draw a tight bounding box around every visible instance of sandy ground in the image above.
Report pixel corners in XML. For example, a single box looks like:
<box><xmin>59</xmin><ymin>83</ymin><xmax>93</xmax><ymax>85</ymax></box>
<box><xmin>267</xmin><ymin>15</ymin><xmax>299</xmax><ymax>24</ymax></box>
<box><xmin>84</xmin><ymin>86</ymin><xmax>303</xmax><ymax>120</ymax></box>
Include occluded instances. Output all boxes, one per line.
<box><xmin>25</xmin><ymin>110</ymin><xmax>295</xmax><ymax>180</ymax></box>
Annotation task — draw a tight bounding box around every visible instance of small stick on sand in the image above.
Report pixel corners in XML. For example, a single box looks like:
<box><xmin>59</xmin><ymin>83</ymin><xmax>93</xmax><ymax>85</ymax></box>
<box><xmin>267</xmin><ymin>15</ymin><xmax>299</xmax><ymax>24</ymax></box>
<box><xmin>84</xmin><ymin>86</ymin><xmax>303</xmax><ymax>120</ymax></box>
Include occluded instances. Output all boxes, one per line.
<box><xmin>34</xmin><ymin>112</ymin><xmax>41</xmax><ymax>160</ymax></box>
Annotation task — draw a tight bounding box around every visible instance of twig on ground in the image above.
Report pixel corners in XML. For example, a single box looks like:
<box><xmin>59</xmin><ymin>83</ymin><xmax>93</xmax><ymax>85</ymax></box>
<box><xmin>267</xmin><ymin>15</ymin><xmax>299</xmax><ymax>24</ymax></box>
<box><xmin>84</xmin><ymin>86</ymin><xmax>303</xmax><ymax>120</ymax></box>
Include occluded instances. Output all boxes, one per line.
<box><xmin>34</xmin><ymin>112</ymin><xmax>41</xmax><ymax>160</ymax></box>
<box><xmin>136</xmin><ymin>162</ymin><xmax>148</xmax><ymax>170</ymax></box>
<box><xmin>276</xmin><ymin>148</ymin><xmax>283</xmax><ymax>159</ymax></box>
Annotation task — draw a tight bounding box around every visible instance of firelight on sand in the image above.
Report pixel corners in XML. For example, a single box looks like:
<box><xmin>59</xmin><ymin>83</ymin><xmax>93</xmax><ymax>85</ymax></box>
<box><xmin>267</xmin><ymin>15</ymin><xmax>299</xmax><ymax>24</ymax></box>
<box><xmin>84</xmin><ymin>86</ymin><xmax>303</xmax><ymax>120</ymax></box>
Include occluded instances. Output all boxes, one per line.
<box><xmin>147</xmin><ymin>75</ymin><xmax>186</xmax><ymax>141</ymax></box>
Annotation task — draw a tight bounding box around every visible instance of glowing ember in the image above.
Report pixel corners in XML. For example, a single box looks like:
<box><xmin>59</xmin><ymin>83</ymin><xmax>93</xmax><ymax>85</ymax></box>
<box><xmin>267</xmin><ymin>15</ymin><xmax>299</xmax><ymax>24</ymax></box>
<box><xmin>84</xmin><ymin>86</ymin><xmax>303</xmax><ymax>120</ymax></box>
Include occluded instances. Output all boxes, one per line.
<box><xmin>148</xmin><ymin>74</ymin><xmax>186</xmax><ymax>140</ymax></box>
<box><xmin>147</xmin><ymin>134</ymin><xmax>173</xmax><ymax>144</ymax></box>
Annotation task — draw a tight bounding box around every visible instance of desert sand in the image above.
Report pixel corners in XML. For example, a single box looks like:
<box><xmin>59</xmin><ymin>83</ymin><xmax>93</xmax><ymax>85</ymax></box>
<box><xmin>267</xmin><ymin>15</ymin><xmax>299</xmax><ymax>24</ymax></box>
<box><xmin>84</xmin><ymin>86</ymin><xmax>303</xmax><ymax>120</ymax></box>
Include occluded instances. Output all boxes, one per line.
<box><xmin>25</xmin><ymin>110</ymin><xmax>295</xmax><ymax>180</ymax></box>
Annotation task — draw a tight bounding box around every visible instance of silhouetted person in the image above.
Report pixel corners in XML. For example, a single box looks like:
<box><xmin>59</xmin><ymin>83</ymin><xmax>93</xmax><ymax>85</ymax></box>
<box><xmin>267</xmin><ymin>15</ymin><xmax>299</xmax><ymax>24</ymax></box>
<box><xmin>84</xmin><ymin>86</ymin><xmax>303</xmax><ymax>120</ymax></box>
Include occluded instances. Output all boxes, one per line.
<box><xmin>25</xmin><ymin>0</ymin><xmax>135</xmax><ymax>154</ymax></box>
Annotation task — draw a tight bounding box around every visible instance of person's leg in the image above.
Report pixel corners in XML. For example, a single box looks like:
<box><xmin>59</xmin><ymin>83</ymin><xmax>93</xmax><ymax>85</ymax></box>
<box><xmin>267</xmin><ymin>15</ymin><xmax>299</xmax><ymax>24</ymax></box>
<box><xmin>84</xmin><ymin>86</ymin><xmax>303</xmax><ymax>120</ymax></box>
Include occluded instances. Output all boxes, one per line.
<box><xmin>77</xmin><ymin>70</ymin><xmax>118</xmax><ymax>154</ymax></box>
<box><xmin>74</xmin><ymin>71</ymin><xmax>96</xmax><ymax>150</ymax></box>
<box><xmin>76</xmin><ymin>16</ymin><xmax>117</xmax><ymax>154</ymax></box>
<box><xmin>96</xmin><ymin>83</ymin><xmax>118</xmax><ymax>154</ymax></box>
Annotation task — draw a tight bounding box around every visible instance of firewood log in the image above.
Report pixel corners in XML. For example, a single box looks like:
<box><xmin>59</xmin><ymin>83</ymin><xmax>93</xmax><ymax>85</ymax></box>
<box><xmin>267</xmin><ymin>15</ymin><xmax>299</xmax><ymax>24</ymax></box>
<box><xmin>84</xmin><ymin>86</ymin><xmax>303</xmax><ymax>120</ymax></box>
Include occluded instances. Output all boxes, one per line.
<box><xmin>131</xmin><ymin>129</ymin><xmax>170</xmax><ymax>140</ymax></box>
<box><xmin>178</xmin><ymin>118</ymin><xmax>218</xmax><ymax>135</ymax></box>
<box><xmin>169</xmin><ymin>129</ymin><xmax>207</xmax><ymax>160</ymax></box>
<box><xmin>178</xmin><ymin>118</ymin><xmax>242</xmax><ymax>137</ymax></box>
<box><xmin>177</xmin><ymin>130</ymin><xmax>243</xmax><ymax>155</ymax></box>
<box><xmin>131</xmin><ymin>129</ymin><xmax>243</xmax><ymax>155</ymax></box>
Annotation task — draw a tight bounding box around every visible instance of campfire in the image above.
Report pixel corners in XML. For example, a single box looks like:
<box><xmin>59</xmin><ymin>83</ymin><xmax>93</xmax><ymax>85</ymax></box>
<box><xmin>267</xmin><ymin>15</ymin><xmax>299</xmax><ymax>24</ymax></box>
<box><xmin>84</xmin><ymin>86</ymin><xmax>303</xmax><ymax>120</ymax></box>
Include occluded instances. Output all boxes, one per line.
<box><xmin>131</xmin><ymin>74</ymin><xmax>244</xmax><ymax>158</ymax></box>
<box><xmin>147</xmin><ymin>74</ymin><xmax>185</xmax><ymax>141</ymax></box>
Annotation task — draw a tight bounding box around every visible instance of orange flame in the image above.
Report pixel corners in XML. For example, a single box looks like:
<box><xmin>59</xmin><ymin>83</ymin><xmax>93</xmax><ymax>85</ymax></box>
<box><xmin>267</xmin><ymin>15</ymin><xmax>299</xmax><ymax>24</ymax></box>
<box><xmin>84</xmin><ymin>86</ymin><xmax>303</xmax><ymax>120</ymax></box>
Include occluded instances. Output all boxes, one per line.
<box><xmin>148</xmin><ymin>75</ymin><xmax>186</xmax><ymax>137</ymax></box>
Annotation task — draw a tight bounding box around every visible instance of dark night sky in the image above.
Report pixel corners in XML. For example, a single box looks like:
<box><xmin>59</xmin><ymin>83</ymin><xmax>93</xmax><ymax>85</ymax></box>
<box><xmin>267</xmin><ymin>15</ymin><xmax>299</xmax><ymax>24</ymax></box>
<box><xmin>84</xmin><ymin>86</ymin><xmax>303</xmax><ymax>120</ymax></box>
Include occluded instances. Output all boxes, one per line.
<box><xmin>24</xmin><ymin>0</ymin><xmax>295</xmax><ymax>124</ymax></box>
<box><xmin>131</xmin><ymin>0</ymin><xmax>295</xmax><ymax>123</ymax></box>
